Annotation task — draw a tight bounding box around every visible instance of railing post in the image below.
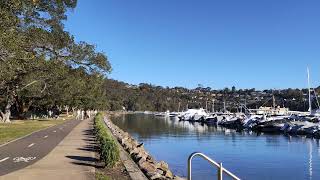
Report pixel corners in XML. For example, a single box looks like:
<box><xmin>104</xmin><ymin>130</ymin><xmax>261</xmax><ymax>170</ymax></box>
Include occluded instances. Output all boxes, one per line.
<box><xmin>218</xmin><ymin>163</ymin><xmax>223</xmax><ymax>180</ymax></box>
<box><xmin>188</xmin><ymin>153</ymin><xmax>193</xmax><ymax>180</ymax></box>
<box><xmin>188</xmin><ymin>152</ymin><xmax>240</xmax><ymax>180</ymax></box>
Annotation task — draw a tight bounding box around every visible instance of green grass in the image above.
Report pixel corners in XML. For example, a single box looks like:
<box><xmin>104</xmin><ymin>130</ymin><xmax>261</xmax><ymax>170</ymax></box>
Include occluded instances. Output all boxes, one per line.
<box><xmin>94</xmin><ymin>112</ymin><xmax>120</xmax><ymax>168</ymax></box>
<box><xmin>0</xmin><ymin>115</ymin><xmax>73</xmax><ymax>145</ymax></box>
<box><xmin>96</xmin><ymin>172</ymin><xmax>110</xmax><ymax>180</ymax></box>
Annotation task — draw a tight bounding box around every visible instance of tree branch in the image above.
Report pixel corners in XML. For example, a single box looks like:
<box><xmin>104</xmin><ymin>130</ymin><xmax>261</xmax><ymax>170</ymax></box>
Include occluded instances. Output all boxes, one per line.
<box><xmin>18</xmin><ymin>80</ymin><xmax>39</xmax><ymax>91</ymax></box>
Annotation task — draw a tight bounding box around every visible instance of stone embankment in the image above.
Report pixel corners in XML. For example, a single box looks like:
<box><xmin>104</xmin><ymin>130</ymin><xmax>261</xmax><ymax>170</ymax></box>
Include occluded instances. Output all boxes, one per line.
<box><xmin>104</xmin><ymin>116</ymin><xmax>185</xmax><ymax>180</ymax></box>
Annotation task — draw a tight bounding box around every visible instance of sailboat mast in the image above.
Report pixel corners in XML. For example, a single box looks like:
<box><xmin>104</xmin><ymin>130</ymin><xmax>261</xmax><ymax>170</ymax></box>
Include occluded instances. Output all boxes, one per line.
<box><xmin>272</xmin><ymin>95</ymin><xmax>276</xmax><ymax>108</ymax></box>
<box><xmin>212</xmin><ymin>99</ymin><xmax>215</xmax><ymax>113</ymax></box>
<box><xmin>307</xmin><ymin>67</ymin><xmax>312</xmax><ymax>113</ymax></box>
<box><xmin>205</xmin><ymin>100</ymin><xmax>208</xmax><ymax>111</ymax></box>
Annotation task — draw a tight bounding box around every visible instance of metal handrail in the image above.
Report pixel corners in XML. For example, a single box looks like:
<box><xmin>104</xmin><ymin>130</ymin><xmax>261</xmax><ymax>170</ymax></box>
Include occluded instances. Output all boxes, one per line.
<box><xmin>188</xmin><ymin>152</ymin><xmax>241</xmax><ymax>180</ymax></box>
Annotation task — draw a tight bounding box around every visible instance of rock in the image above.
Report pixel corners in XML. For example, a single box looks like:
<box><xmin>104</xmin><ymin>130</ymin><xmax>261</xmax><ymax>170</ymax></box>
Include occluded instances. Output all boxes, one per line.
<box><xmin>151</xmin><ymin>174</ymin><xmax>167</xmax><ymax>180</ymax></box>
<box><xmin>156</xmin><ymin>161</ymin><xmax>169</xmax><ymax>171</ymax></box>
<box><xmin>138</xmin><ymin>158</ymin><xmax>146</xmax><ymax>167</ymax></box>
<box><xmin>123</xmin><ymin>141</ymin><xmax>133</xmax><ymax>150</ymax></box>
<box><xmin>129</xmin><ymin>139</ymin><xmax>137</xmax><ymax>151</ymax></box>
<box><xmin>121</xmin><ymin>138</ymin><xmax>128</xmax><ymax>145</ymax></box>
<box><xmin>173</xmin><ymin>176</ymin><xmax>187</xmax><ymax>180</ymax></box>
<box><xmin>136</xmin><ymin>151</ymin><xmax>148</xmax><ymax>161</ymax></box>
<box><xmin>140</xmin><ymin>161</ymin><xmax>157</xmax><ymax>173</ymax></box>
<box><xmin>106</xmin><ymin>119</ymin><xmax>179</xmax><ymax>180</ymax></box>
<box><xmin>139</xmin><ymin>151</ymin><xmax>147</xmax><ymax>158</ymax></box>
<box><xmin>125</xmin><ymin>140</ymin><xmax>135</xmax><ymax>151</ymax></box>
<box><xmin>137</xmin><ymin>142</ymin><xmax>144</xmax><ymax>147</ymax></box>
<box><xmin>150</xmin><ymin>173</ymin><xmax>163</xmax><ymax>180</ymax></box>
<box><xmin>156</xmin><ymin>169</ymin><xmax>164</xmax><ymax>175</ymax></box>
<box><xmin>123</xmin><ymin>132</ymin><xmax>129</xmax><ymax>138</ymax></box>
<box><xmin>129</xmin><ymin>147</ymin><xmax>139</xmax><ymax>155</ymax></box>
<box><xmin>165</xmin><ymin>170</ymin><xmax>174</xmax><ymax>179</ymax></box>
<box><xmin>131</xmin><ymin>152</ymin><xmax>141</xmax><ymax>162</ymax></box>
<box><xmin>131</xmin><ymin>140</ymin><xmax>139</xmax><ymax>147</ymax></box>
<box><xmin>146</xmin><ymin>154</ymin><xmax>155</xmax><ymax>163</ymax></box>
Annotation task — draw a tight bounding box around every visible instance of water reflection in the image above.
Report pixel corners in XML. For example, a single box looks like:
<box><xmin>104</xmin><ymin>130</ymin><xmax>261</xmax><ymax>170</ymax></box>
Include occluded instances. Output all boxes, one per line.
<box><xmin>318</xmin><ymin>140</ymin><xmax>320</xmax><ymax>157</ymax></box>
<box><xmin>112</xmin><ymin>114</ymin><xmax>320</xmax><ymax>180</ymax></box>
<box><xmin>309</xmin><ymin>140</ymin><xmax>312</xmax><ymax>180</ymax></box>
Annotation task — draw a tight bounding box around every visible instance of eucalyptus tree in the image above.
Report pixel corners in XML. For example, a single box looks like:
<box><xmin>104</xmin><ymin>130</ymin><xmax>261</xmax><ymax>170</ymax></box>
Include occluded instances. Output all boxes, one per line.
<box><xmin>0</xmin><ymin>0</ymin><xmax>111</xmax><ymax>122</ymax></box>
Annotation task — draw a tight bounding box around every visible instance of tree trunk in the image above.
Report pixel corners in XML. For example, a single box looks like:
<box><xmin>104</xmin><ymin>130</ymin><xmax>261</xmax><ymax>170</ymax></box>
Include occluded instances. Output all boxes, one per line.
<box><xmin>57</xmin><ymin>106</ymin><xmax>62</xmax><ymax>113</ymax></box>
<box><xmin>1</xmin><ymin>92</ymin><xmax>15</xmax><ymax>123</ymax></box>
<box><xmin>65</xmin><ymin>105</ymin><xmax>69</xmax><ymax>116</ymax></box>
<box><xmin>3</xmin><ymin>108</ymin><xmax>11</xmax><ymax>123</ymax></box>
<box><xmin>15</xmin><ymin>98</ymin><xmax>33</xmax><ymax>119</ymax></box>
<box><xmin>1</xmin><ymin>99</ymin><xmax>12</xmax><ymax>123</ymax></box>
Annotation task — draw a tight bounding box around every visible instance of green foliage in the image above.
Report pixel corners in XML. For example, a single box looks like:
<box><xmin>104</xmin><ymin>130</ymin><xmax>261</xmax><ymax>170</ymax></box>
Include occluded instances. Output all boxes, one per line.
<box><xmin>0</xmin><ymin>0</ymin><xmax>111</xmax><ymax>120</ymax></box>
<box><xmin>94</xmin><ymin>113</ymin><xmax>119</xmax><ymax>168</ymax></box>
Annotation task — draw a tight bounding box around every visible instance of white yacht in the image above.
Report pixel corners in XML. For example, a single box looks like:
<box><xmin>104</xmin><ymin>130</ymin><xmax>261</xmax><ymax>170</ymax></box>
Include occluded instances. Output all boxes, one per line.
<box><xmin>155</xmin><ymin>110</ymin><xmax>170</xmax><ymax>117</ymax></box>
<box><xmin>179</xmin><ymin>108</ymin><xmax>208</xmax><ymax>121</ymax></box>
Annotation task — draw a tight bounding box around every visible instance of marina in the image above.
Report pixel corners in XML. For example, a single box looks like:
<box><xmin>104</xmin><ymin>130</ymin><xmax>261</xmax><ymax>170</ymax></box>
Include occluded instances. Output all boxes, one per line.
<box><xmin>111</xmin><ymin>113</ymin><xmax>320</xmax><ymax>180</ymax></box>
<box><xmin>146</xmin><ymin>69</ymin><xmax>320</xmax><ymax>139</ymax></box>
<box><xmin>174</xmin><ymin>109</ymin><xmax>320</xmax><ymax>138</ymax></box>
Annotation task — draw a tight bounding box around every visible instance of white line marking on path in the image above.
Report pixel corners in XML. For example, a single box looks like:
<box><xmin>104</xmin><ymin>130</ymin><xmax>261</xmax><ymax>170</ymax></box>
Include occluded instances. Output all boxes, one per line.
<box><xmin>43</xmin><ymin>135</ymin><xmax>48</xmax><ymax>138</ymax></box>
<box><xmin>53</xmin><ymin>130</ymin><xmax>57</xmax><ymax>133</ymax></box>
<box><xmin>0</xmin><ymin>157</ymin><xmax>10</xmax><ymax>163</ymax></box>
<box><xmin>28</xmin><ymin>143</ymin><xmax>35</xmax><ymax>148</ymax></box>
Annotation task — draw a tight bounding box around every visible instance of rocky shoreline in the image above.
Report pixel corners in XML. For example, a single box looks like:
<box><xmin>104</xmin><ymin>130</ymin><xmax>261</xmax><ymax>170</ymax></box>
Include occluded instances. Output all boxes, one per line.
<box><xmin>104</xmin><ymin>116</ymin><xmax>185</xmax><ymax>180</ymax></box>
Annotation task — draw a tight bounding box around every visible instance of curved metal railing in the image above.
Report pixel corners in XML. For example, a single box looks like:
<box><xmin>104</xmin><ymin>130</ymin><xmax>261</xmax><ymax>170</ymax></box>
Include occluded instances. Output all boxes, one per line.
<box><xmin>188</xmin><ymin>152</ymin><xmax>241</xmax><ymax>180</ymax></box>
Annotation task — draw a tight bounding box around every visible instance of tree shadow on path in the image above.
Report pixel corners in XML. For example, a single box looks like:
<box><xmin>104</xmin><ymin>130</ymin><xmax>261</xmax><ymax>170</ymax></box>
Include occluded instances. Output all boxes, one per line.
<box><xmin>65</xmin><ymin>121</ymin><xmax>102</xmax><ymax>168</ymax></box>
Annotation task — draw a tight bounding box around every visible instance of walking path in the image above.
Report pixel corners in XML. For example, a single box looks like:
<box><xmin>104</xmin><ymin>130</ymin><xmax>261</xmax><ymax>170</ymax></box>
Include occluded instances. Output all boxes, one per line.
<box><xmin>1</xmin><ymin>118</ymin><xmax>96</xmax><ymax>180</ymax></box>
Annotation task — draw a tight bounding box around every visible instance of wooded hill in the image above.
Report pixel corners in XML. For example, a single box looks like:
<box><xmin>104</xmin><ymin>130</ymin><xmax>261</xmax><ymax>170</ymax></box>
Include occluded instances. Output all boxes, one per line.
<box><xmin>104</xmin><ymin>79</ymin><xmax>320</xmax><ymax>113</ymax></box>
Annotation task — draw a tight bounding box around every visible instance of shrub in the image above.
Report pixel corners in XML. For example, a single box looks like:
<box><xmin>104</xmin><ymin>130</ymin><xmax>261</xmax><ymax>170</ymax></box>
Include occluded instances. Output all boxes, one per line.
<box><xmin>94</xmin><ymin>113</ymin><xmax>120</xmax><ymax>167</ymax></box>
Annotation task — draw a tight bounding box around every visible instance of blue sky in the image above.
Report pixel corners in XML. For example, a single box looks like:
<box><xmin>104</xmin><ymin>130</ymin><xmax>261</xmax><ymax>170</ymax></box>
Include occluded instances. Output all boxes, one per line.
<box><xmin>65</xmin><ymin>0</ymin><xmax>320</xmax><ymax>90</ymax></box>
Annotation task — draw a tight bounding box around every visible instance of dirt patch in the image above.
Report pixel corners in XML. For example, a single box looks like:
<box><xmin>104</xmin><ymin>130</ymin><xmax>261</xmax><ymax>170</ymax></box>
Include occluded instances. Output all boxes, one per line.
<box><xmin>96</xmin><ymin>162</ymin><xmax>131</xmax><ymax>180</ymax></box>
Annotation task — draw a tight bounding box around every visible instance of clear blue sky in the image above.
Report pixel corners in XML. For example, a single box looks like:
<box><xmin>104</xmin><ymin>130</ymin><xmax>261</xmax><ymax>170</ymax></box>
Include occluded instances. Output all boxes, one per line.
<box><xmin>65</xmin><ymin>0</ymin><xmax>320</xmax><ymax>90</ymax></box>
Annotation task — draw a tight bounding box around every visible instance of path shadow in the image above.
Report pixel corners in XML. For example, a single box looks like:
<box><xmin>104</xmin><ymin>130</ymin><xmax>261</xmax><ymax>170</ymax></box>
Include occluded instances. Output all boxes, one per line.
<box><xmin>66</xmin><ymin>155</ymin><xmax>102</xmax><ymax>168</ymax></box>
<box><xmin>77</xmin><ymin>144</ymin><xmax>99</xmax><ymax>152</ymax></box>
<box><xmin>66</xmin><ymin>155</ymin><xmax>98</xmax><ymax>162</ymax></box>
<box><xmin>65</xmin><ymin>119</ymin><xmax>104</xmax><ymax>167</ymax></box>
<box><xmin>83</xmin><ymin>129</ymin><xmax>95</xmax><ymax>136</ymax></box>
<box><xmin>80</xmin><ymin>128</ymin><xmax>99</xmax><ymax>152</ymax></box>
<box><xmin>66</xmin><ymin>123</ymin><xmax>103</xmax><ymax>168</ymax></box>
<box><xmin>83</xmin><ymin>138</ymin><xmax>96</xmax><ymax>142</ymax></box>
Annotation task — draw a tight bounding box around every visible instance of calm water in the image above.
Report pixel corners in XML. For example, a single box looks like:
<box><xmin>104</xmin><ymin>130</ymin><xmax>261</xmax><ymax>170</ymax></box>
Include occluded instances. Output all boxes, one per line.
<box><xmin>111</xmin><ymin>114</ymin><xmax>320</xmax><ymax>180</ymax></box>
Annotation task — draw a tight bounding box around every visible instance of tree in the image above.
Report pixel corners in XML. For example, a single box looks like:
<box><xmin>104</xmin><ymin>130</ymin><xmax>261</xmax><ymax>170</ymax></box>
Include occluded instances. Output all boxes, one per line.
<box><xmin>0</xmin><ymin>0</ymin><xmax>111</xmax><ymax>122</ymax></box>
<box><xmin>232</xmin><ymin>86</ymin><xmax>236</xmax><ymax>93</ymax></box>
<box><xmin>223</xmin><ymin>87</ymin><xmax>230</xmax><ymax>94</ymax></box>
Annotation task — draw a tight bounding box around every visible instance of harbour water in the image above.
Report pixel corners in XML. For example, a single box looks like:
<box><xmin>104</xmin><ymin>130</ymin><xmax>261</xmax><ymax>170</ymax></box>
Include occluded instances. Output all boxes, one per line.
<box><xmin>111</xmin><ymin>113</ymin><xmax>320</xmax><ymax>180</ymax></box>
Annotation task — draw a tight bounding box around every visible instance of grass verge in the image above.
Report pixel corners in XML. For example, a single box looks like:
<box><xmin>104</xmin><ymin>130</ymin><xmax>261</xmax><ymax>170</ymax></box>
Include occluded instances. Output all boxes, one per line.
<box><xmin>94</xmin><ymin>112</ymin><xmax>120</xmax><ymax>168</ymax></box>
<box><xmin>0</xmin><ymin>115</ymin><xmax>73</xmax><ymax>145</ymax></box>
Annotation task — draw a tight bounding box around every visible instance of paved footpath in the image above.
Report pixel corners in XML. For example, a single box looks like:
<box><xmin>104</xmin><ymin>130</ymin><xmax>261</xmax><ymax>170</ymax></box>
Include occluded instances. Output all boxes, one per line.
<box><xmin>0</xmin><ymin>118</ymin><xmax>97</xmax><ymax>180</ymax></box>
